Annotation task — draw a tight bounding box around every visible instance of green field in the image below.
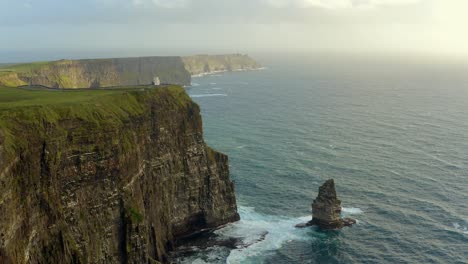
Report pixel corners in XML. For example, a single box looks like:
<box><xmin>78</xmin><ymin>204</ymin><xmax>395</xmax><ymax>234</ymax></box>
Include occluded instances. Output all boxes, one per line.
<box><xmin>0</xmin><ymin>85</ymin><xmax>186</xmax><ymax>108</ymax></box>
<box><xmin>0</xmin><ymin>85</ymin><xmax>191</xmax><ymax>154</ymax></box>
<box><xmin>0</xmin><ymin>61</ymin><xmax>53</xmax><ymax>71</ymax></box>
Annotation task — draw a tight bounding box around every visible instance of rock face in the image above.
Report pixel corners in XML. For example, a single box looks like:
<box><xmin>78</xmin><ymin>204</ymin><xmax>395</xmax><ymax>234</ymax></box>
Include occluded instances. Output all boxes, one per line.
<box><xmin>0</xmin><ymin>86</ymin><xmax>239</xmax><ymax>263</ymax></box>
<box><xmin>304</xmin><ymin>179</ymin><xmax>355</xmax><ymax>229</ymax></box>
<box><xmin>0</xmin><ymin>54</ymin><xmax>261</xmax><ymax>88</ymax></box>
<box><xmin>0</xmin><ymin>56</ymin><xmax>192</xmax><ymax>88</ymax></box>
<box><xmin>182</xmin><ymin>54</ymin><xmax>261</xmax><ymax>76</ymax></box>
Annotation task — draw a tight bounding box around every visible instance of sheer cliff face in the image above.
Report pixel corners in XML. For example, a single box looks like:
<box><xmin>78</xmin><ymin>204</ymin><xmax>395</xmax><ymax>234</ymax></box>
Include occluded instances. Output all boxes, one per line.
<box><xmin>0</xmin><ymin>87</ymin><xmax>239</xmax><ymax>263</ymax></box>
<box><xmin>182</xmin><ymin>54</ymin><xmax>261</xmax><ymax>76</ymax></box>
<box><xmin>0</xmin><ymin>54</ymin><xmax>260</xmax><ymax>89</ymax></box>
<box><xmin>0</xmin><ymin>57</ymin><xmax>191</xmax><ymax>88</ymax></box>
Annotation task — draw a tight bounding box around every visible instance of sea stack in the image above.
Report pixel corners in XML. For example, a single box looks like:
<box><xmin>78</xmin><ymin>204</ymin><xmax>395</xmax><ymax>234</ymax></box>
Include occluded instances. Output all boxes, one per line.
<box><xmin>300</xmin><ymin>179</ymin><xmax>356</xmax><ymax>229</ymax></box>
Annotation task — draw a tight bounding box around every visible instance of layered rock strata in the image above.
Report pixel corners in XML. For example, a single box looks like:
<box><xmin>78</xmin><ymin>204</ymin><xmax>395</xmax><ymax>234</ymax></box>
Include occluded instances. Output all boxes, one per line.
<box><xmin>0</xmin><ymin>57</ymin><xmax>190</xmax><ymax>88</ymax></box>
<box><xmin>0</xmin><ymin>86</ymin><xmax>239</xmax><ymax>263</ymax></box>
<box><xmin>297</xmin><ymin>179</ymin><xmax>355</xmax><ymax>229</ymax></box>
<box><xmin>0</xmin><ymin>54</ymin><xmax>261</xmax><ymax>88</ymax></box>
<box><xmin>182</xmin><ymin>54</ymin><xmax>261</xmax><ymax>76</ymax></box>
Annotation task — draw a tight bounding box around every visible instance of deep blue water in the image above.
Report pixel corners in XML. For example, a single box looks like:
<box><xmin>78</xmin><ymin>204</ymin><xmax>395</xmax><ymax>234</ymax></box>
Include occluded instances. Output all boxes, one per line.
<box><xmin>176</xmin><ymin>54</ymin><xmax>468</xmax><ymax>263</ymax></box>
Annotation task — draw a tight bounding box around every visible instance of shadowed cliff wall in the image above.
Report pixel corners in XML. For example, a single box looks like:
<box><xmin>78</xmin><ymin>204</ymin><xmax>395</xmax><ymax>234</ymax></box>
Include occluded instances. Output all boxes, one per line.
<box><xmin>0</xmin><ymin>86</ymin><xmax>239</xmax><ymax>263</ymax></box>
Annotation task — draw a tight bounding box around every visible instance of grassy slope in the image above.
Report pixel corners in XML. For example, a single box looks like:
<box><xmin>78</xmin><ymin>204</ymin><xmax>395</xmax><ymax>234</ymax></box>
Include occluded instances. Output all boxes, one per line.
<box><xmin>0</xmin><ymin>61</ymin><xmax>54</xmax><ymax>71</ymax></box>
<box><xmin>0</xmin><ymin>85</ymin><xmax>191</xmax><ymax>154</ymax></box>
<box><xmin>0</xmin><ymin>61</ymin><xmax>56</xmax><ymax>87</ymax></box>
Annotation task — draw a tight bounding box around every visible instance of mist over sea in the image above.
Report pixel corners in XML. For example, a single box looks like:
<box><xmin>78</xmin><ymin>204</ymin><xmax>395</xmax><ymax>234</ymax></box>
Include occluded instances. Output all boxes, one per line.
<box><xmin>174</xmin><ymin>54</ymin><xmax>468</xmax><ymax>263</ymax></box>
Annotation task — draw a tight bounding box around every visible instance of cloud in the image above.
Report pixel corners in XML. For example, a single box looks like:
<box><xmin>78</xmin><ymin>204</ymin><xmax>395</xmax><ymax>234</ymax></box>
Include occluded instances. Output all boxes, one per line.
<box><xmin>106</xmin><ymin>0</ymin><xmax>421</xmax><ymax>11</ymax></box>
<box><xmin>151</xmin><ymin>0</ymin><xmax>188</xmax><ymax>8</ymax></box>
<box><xmin>131</xmin><ymin>0</ymin><xmax>143</xmax><ymax>5</ymax></box>
<box><xmin>264</xmin><ymin>0</ymin><xmax>421</xmax><ymax>9</ymax></box>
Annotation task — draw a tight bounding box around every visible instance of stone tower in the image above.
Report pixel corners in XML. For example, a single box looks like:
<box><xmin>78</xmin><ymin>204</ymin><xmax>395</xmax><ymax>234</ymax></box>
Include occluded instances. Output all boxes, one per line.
<box><xmin>152</xmin><ymin>76</ymin><xmax>161</xmax><ymax>86</ymax></box>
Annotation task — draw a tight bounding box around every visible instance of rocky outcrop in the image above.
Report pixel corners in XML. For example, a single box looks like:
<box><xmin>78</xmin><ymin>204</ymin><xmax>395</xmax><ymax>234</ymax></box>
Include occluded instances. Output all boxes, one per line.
<box><xmin>182</xmin><ymin>54</ymin><xmax>261</xmax><ymax>76</ymax></box>
<box><xmin>297</xmin><ymin>179</ymin><xmax>355</xmax><ymax>229</ymax></box>
<box><xmin>0</xmin><ymin>86</ymin><xmax>239</xmax><ymax>263</ymax></box>
<box><xmin>0</xmin><ymin>56</ymin><xmax>191</xmax><ymax>88</ymax></box>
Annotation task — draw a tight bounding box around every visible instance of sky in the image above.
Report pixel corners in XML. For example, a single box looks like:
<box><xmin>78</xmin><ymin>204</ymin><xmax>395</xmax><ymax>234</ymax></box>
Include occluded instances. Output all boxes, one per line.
<box><xmin>1</xmin><ymin>0</ymin><xmax>468</xmax><ymax>62</ymax></box>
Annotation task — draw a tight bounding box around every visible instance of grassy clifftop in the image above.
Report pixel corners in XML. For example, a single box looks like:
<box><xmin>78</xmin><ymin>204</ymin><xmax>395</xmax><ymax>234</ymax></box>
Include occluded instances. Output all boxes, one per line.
<box><xmin>0</xmin><ymin>85</ymin><xmax>190</xmax><ymax>154</ymax></box>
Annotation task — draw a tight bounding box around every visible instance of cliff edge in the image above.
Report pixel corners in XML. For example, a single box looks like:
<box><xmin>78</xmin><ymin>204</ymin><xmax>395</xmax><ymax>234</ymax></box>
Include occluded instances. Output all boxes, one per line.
<box><xmin>0</xmin><ymin>86</ymin><xmax>239</xmax><ymax>263</ymax></box>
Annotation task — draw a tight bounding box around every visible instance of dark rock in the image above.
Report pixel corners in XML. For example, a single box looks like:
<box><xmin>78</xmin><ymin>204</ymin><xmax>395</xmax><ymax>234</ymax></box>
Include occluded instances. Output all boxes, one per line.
<box><xmin>311</xmin><ymin>179</ymin><xmax>343</xmax><ymax>228</ymax></box>
<box><xmin>0</xmin><ymin>87</ymin><xmax>239</xmax><ymax>263</ymax></box>
<box><xmin>296</xmin><ymin>179</ymin><xmax>356</xmax><ymax>229</ymax></box>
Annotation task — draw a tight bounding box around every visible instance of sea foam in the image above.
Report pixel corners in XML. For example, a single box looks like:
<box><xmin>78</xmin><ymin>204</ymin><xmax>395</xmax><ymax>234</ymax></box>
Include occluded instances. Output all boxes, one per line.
<box><xmin>453</xmin><ymin>222</ymin><xmax>468</xmax><ymax>234</ymax></box>
<box><xmin>190</xmin><ymin>94</ymin><xmax>228</xmax><ymax>98</ymax></box>
<box><xmin>215</xmin><ymin>207</ymin><xmax>311</xmax><ymax>263</ymax></box>
<box><xmin>342</xmin><ymin>207</ymin><xmax>364</xmax><ymax>215</ymax></box>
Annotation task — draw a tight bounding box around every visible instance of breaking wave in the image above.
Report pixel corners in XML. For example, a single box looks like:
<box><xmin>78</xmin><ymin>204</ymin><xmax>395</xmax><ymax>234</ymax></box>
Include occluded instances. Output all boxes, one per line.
<box><xmin>217</xmin><ymin>207</ymin><xmax>311</xmax><ymax>263</ymax></box>
<box><xmin>190</xmin><ymin>94</ymin><xmax>228</xmax><ymax>98</ymax></box>
<box><xmin>172</xmin><ymin>206</ymin><xmax>312</xmax><ymax>263</ymax></box>
<box><xmin>453</xmin><ymin>222</ymin><xmax>468</xmax><ymax>234</ymax></box>
<box><xmin>342</xmin><ymin>207</ymin><xmax>364</xmax><ymax>215</ymax></box>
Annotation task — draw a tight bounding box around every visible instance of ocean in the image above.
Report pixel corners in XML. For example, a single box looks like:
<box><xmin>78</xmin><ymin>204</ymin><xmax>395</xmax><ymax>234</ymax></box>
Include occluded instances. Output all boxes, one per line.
<box><xmin>173</xmin><ymin>54</ymin><xmax>468</xmax><ymax>263</ymax></box>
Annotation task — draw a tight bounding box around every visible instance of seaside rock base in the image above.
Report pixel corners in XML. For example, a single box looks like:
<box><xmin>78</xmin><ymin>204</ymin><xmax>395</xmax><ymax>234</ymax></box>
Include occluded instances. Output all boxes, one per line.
<box><xmin>295</xmin><ymin>217</ymin><xmax>356</xmax><ymax>229</ymax></box>
<box><xmin>296</xmin><ymin>179</ymin><xmax>356</xmax><ymax>229</ymax></box>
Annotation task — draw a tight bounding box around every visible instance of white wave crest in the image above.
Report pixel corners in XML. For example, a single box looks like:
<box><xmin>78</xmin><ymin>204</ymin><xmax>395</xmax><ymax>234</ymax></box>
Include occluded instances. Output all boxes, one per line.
<box><xmin>190</xmin><ymin>94</ymin><xmax>228</xmax><ymax>98</ymax></box>
<box><xmin>342</xmin><ymin>207</ymin><xmax>363</xmax><ymax>215</ymax></box>
<box><xmin>214</xmin><ymin>207</ymin><xmax>311</xmax><ymax>263</ymax></box>
<box><xmin>453</xmin><ymin>222</ymin><xmax>468</xmax><ymax>234</ymax></box>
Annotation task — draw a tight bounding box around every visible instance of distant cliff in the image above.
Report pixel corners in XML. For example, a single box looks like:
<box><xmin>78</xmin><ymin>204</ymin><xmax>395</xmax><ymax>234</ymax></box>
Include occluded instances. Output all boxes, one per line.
<box><xmin>182</xmin><ymin>54</ymin><xmax>261</xmax><ymax>76</ymax></box>
<box><xmin>0</xmin><ymin>57</ymin><xmax>191</xmax><ymax>88</ymax></box>
<box><xmin>0</xmin><ymin>54</ymin><xmax>261</xmax><ymax>88</ymax></box>
<box><xmin>0</xmin><ymin>86</ymin><xmax>239</xmax><ymax>263</ymax></box>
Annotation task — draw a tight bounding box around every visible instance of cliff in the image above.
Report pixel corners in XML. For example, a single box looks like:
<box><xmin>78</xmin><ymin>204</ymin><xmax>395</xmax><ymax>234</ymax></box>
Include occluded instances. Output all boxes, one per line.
<box><xmin>0</xmin><ymin>54</ymin><xmax>261</xmax><ymax>89</ymax></box>
<box><xmin>0</xmin><ymin>86</ymin><xmax>239</xmax><ymax>263</ymax></box>
<box><xmin>182</xmin><ymin>54</ymin><xmax>261</xmax><ymax>76</ymax></box>
<box><xmin>0</xmin><ymin>57</ymin><xmax>191</xmax><ymax>88</ymax></box>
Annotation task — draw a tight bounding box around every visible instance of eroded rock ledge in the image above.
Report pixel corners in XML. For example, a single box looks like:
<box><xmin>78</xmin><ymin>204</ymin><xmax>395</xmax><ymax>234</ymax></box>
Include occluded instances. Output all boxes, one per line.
<box><xmin>0</xmin><ymin>86</ymin><xmax>239</xmax><ymax>263</ymax></box>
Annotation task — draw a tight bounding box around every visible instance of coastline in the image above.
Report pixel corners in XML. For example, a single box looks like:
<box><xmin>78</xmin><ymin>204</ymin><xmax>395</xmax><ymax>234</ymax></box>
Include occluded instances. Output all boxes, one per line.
<box><xmin>191</xmin><ymin>66</ymin><xmax>267</xmax><ymax>78</ymax></box>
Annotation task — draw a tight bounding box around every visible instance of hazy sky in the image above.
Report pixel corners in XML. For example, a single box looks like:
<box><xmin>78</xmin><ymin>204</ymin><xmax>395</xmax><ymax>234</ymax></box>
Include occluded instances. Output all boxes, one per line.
<box><xmin>1</xmin><ymin>0</ymin><xmax>468</xmax><ymax>61</ymax></box>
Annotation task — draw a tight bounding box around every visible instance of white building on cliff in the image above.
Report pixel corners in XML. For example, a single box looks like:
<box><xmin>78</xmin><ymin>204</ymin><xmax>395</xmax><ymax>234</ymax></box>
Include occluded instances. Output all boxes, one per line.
<box><xmin>152</xmin><ymin>76</ymin><xmax>161</xmax><ymax>86</ymax></box>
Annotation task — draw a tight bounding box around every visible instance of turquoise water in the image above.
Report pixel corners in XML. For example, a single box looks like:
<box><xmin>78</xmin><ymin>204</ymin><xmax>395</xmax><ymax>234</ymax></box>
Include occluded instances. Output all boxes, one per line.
<box><xmin>177</xmin><ymin>55</ymin><xmax>468</xmax><ymax>263</ymax></box>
